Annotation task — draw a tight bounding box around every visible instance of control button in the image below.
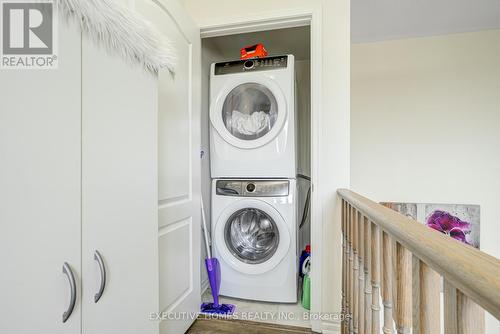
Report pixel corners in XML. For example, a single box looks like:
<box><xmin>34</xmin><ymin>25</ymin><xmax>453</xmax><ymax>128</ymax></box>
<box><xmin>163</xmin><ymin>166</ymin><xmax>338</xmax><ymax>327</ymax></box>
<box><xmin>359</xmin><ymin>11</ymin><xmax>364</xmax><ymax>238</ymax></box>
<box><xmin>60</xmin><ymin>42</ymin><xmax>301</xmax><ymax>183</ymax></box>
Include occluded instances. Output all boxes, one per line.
<box><xmin>246</xmin><ymin>183</ymin><xmax>256</xmax><ymax>192</ymax></box>
<box><xmin>244</xmin><ymin>60</ymin><xmax>254</xmax><ymax>69</ymax></box>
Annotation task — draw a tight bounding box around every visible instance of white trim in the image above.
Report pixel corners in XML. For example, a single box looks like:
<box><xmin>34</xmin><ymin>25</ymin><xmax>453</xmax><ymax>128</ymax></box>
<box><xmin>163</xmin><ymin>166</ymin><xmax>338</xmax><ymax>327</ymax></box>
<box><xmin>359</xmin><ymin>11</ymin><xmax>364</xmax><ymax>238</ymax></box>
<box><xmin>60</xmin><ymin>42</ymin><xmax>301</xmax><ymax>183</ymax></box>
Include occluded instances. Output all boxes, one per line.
<box><xmin>200</xmin><ymin>12</ymin><xmax>311</xmax><ymax>38</ymax></box>
<box><xmin>322</xmin><ymin>320</ymin><xmax>341</xmax><ymax>334</ymax></box>
<box><xmin>308</xmin><ymin>5</ymin><xmax>324</xmax><ymax>333</ymax></box>
<box><xmin>199</xmin><ymin>5</ymin><xmax>324</xmax><ymax>332</ymax></box>
<box><xmin>201</xmin><ymin>278</ymin><xmax>210</xmax><ymax>295</ymax></box>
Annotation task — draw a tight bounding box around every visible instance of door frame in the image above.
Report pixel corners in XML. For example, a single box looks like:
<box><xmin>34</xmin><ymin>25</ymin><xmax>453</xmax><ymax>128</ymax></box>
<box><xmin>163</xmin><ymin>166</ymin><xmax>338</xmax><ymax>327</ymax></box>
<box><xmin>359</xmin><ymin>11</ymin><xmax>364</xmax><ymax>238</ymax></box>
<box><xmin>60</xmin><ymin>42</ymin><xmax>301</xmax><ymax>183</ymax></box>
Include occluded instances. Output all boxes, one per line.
<box><xmin>199</xmin><ymin>5</ymin><xmax>324</xmax><ymax>332</ymax></box>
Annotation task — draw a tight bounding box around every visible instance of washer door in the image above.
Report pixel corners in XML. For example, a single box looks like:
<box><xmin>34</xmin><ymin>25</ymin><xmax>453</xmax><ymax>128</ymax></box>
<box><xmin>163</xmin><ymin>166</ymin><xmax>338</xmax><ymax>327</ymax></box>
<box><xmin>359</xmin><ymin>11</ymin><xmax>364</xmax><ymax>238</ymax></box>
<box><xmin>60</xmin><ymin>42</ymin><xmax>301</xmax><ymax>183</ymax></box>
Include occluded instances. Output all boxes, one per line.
<box><xmin>210</xmin><ymin>76</ymin><xmax>287</xmax><ymax>149</ymax></box>
<box><xmin>214</xmin><ymin>199</ymin><xmax>291</xmax><ymax>275</ymax></box>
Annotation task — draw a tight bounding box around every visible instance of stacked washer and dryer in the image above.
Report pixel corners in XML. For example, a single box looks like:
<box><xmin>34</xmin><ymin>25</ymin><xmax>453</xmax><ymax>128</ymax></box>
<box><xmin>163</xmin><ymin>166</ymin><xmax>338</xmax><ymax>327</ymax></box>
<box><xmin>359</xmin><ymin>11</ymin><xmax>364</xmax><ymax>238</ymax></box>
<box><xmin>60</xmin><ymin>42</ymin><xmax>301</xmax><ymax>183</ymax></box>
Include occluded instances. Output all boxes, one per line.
<box><xmin>210</xmin><ymin>55</ymin><xmax>298</xmax><ymax>303</ymax></box>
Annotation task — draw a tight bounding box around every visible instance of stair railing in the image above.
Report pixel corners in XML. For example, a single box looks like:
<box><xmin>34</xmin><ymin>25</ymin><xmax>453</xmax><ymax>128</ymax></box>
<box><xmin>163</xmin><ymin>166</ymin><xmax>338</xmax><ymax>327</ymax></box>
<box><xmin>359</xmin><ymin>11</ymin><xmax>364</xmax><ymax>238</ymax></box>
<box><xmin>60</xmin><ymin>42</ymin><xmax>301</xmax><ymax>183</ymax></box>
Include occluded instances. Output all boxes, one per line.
<box><xmin>338</xmin><ymin>189</ymin><xmax>500</xmax><ymax>334</ymax></box>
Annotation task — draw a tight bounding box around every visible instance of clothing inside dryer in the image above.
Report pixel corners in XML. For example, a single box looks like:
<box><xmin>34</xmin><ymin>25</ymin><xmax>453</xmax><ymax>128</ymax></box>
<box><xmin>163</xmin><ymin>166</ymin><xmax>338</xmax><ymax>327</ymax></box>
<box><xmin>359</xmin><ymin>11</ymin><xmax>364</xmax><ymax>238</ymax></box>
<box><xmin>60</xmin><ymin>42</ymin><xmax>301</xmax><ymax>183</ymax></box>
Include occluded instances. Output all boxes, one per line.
<box><xmin>222</xmin><ymin>83</ymin><xmax>278</xmax><ymax>140</ymax></box>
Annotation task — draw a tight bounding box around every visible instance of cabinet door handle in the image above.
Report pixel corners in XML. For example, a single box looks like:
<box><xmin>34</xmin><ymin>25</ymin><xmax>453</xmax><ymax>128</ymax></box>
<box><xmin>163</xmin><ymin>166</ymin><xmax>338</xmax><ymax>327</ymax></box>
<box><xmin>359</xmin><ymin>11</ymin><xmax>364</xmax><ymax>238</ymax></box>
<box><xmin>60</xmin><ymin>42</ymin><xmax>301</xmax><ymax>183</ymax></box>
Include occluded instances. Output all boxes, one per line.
<box><xmin>62</xmin><ymin>262</ymin><xmax>76</xmax><ymax>323</ymax></box>
<box><xmin>94</xmin><ymin>250</ymin><xmax>106</xmax><ymax>303</ymax></box>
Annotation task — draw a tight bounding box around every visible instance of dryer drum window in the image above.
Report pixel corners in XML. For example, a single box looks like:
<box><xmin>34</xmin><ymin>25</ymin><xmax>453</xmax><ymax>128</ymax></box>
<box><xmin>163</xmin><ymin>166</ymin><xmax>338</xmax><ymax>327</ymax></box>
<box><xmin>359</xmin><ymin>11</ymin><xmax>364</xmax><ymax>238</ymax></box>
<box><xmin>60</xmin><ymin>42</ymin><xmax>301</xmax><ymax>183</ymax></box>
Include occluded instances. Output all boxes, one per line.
<box><xmin>224</xmin><ymin>208</ymin><xmax>279</xmax><ymax>264</ymax></box>
<box><xmin>222</xmin><ymin>83</ymin><xmax>278</xmax><ymax>140</ymax></box>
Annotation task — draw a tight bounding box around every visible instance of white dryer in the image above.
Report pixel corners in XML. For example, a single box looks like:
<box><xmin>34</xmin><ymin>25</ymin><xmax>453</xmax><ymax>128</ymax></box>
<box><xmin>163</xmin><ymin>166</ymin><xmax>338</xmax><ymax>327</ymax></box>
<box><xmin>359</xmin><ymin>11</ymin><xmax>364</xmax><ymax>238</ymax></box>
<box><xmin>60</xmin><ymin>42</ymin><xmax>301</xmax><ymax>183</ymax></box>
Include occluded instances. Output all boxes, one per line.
<box><xmin>211</xmin><ymin>179</ymin><xmax>297</xmax><ymax>302</ymax></box>
<box><xmin>210</xmin><ymin>55</ymin><xmax>296</xmax><ymax>178</ymax></box>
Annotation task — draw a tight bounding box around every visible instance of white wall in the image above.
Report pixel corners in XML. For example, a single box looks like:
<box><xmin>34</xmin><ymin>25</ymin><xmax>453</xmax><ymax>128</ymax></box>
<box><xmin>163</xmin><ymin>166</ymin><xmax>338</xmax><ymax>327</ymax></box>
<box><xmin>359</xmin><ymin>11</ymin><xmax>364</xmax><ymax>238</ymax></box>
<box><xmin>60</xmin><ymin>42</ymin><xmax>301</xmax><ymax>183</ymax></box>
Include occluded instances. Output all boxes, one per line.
<box><xmin>296</xmin><ymin>60</ymin><xmax>312</xmax><ymax>251</ymax></box>
<box><xmin>203</xmin><ymin>26</ymin><xmax>311</xmax><ymax>61</ymax></box>
<box><xmin>351</xmin><ymin>29</ymin><xmax>500</xmax><ymax>333</ymax></box>
<box><xmin>184</xmin><ymin>1</ymin><xmax>350</xmax><ymax>332</ymax></box>
<box><xmin>296</xmin><ymin>60</ymin><xmax>312</xmax><ymax>177</ymax></box>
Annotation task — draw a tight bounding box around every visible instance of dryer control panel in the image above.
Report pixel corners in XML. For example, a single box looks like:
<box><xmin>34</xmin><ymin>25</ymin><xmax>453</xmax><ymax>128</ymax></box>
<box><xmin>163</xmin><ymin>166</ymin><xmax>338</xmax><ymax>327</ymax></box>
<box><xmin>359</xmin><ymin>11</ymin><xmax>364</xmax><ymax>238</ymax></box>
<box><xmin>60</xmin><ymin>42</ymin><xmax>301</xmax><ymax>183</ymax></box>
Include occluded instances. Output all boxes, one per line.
<box><xmin>216</xmin><ymin>180</ymin><xmax>289</xmax><ymax>197</ymax></box>
<box><xmin>214</xmin><ymin>55</ymin><xmax>288</xmax><ymax>75</ymax></box>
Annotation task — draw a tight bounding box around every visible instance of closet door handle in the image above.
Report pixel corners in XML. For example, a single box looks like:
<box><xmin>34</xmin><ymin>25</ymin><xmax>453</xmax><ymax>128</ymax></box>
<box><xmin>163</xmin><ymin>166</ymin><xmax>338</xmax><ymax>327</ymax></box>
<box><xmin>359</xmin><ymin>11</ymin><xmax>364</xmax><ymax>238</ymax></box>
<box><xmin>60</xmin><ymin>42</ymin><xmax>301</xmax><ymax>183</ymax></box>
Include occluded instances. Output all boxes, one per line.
<box><xmin>94</xmin><ymin>250</ymin><xmax>106</xmax><ymax>303</ymax></box>
<box><xmin>62</xmin><ymin>262</ymin><xmax>76</xmax><ymax>323</ymax></box>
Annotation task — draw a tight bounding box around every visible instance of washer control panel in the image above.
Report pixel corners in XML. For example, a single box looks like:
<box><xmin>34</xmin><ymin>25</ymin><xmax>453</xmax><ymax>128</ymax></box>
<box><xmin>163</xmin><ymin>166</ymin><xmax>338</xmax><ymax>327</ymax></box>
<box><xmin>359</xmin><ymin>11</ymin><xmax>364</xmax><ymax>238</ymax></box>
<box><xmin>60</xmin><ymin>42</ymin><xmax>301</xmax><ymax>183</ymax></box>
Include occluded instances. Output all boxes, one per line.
<box><xmin>216</xmin><ymin>180</ymin><xmax>289</xmax><ymax>197</ymax></box>
<box><xmin>214</xmin><ymin>55</ymin><xmax>288</xmax><ymax>75</ymax></box>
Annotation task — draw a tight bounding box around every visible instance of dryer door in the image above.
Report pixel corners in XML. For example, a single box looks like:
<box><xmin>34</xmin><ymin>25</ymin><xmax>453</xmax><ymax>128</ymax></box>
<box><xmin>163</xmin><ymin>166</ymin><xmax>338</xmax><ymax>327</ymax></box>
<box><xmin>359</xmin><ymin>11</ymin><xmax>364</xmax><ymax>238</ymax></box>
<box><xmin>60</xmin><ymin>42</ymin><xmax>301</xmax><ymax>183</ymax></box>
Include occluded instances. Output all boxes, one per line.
<box><xmin>214</xmin><ymin>199</ymin><xmax>291</xmax><ymax>275</ymax></box>
<box><xmin>210</xmin><ymin>76</ymin><xmax>287</xmax><ymax>149</ymax></box>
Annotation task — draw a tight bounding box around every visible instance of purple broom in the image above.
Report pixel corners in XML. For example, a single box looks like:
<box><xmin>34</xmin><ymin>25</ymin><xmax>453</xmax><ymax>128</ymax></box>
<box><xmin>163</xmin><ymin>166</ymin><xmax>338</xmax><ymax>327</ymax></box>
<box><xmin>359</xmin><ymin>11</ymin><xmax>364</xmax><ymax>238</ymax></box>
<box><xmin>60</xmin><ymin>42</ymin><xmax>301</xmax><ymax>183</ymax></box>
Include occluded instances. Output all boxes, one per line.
<box><xmin>200</xmin><ymin>198</ymin><xmax>235</xmax><ymax>315</ymax></box>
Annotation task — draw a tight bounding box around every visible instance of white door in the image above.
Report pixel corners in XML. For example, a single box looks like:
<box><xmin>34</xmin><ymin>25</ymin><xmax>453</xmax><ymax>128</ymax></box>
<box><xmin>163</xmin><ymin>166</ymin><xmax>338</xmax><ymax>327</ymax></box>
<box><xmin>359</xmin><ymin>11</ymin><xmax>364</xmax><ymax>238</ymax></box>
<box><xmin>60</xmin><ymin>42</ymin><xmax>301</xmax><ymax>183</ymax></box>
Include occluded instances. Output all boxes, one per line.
<box><xmin>0</xmin><ymin>20</ymin><xmax>82</xmax><ymax>334</ymax></box>
<box><xmin>81</xmin><ymin>37</ymin><xmax>159</xmax><ymax>334</ymax></box>
<box><xmin>135</xmin><ymin>0</ymin><xmax>201</xmax><ymax>333</ymax></box>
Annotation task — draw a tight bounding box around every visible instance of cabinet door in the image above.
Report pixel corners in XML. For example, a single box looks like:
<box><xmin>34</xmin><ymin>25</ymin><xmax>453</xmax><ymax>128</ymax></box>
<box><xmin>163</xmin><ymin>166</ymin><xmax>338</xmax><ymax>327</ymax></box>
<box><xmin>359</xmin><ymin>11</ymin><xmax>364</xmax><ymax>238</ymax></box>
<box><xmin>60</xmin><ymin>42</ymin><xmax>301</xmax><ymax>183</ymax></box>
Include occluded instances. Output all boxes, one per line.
<box><xmin>0</xmin><ymin>20</ymin><xmax>82</xmax><ymax>334</ymax></box>
<box><xmin>135</xmin><ymin>0</ymin><xmax>202</xmax><ymax>333</ymax></box>
<box><xmin>81</xmin><ymin>37</ymin><xmax>158</xmax><ymax>334</ymax></box>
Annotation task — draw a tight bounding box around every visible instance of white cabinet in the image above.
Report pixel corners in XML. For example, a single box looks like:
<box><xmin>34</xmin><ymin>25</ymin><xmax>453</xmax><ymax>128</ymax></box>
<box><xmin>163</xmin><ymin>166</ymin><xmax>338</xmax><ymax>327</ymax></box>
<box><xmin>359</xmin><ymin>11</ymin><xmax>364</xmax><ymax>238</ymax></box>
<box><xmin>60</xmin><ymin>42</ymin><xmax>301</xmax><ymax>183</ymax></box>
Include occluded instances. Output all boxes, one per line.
<box><xmin>0</xmin><ymin>19</ymin><xmax>83</xmax><ymax>334</ymax></box>
<box><xmin>0</xmin><ymin>0</ymin><xmax>201</xmax><ymax>333</ymax></box>
<box><xmin>80</xmin><ymin>36</ymin><xmax>158</xmax><ymax>334</ymax></box>
<box><xmin>0</xmin><ymin>18</ymin><xmax>158</xmax><ymax>334</ymax></box>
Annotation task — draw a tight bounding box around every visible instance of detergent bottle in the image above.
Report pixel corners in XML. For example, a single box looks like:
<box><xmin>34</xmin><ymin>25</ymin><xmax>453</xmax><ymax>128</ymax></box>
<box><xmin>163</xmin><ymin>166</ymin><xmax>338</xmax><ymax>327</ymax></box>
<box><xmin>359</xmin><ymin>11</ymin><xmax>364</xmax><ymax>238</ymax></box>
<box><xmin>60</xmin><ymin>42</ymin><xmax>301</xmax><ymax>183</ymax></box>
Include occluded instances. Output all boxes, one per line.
<box><xmin>301</xmin><ymin>256</ymin><xmax>311</xmax><ymax>310</ymax></box>
<box><xmin>299</xmin><ymin>244</ymin><xmax>311</xmax><ymax>277</ymax></box>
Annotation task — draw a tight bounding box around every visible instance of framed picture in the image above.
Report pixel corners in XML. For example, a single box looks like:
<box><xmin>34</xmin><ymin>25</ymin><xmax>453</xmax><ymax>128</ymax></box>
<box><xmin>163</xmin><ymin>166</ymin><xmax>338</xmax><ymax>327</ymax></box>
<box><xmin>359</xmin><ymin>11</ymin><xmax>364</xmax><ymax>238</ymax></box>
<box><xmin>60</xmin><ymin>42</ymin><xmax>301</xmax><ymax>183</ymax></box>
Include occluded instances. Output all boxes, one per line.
<box><xmin>381</xmin><ymin>202</ymin><xmax>480</xmax><ymax>248</ymax></box>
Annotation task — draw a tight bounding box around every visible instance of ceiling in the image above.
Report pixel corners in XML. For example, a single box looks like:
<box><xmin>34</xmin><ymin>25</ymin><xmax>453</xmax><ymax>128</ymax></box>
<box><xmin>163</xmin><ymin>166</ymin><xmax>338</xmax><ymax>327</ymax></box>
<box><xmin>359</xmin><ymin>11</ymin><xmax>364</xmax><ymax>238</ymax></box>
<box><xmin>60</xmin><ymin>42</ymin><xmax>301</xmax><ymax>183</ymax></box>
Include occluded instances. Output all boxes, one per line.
<box><xmin>204</xmin><ymin>26</ymin><xmax>311</xmax><ymax>61</ymax></box>
<box><xmin>352</xmin><ymin>0</ymin><xmax>500</xmax><ymax>43</ymax></box>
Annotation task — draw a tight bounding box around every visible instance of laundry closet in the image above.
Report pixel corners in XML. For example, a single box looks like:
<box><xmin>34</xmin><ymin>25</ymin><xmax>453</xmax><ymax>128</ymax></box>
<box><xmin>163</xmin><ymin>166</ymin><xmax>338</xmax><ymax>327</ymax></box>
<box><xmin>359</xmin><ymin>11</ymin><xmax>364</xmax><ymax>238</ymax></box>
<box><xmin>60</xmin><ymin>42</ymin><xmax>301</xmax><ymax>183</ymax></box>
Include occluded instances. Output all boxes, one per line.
<box><xmin>199</xmin><ymin>25</ymin><xmax>312</xmax><ymax>327</ymax></box>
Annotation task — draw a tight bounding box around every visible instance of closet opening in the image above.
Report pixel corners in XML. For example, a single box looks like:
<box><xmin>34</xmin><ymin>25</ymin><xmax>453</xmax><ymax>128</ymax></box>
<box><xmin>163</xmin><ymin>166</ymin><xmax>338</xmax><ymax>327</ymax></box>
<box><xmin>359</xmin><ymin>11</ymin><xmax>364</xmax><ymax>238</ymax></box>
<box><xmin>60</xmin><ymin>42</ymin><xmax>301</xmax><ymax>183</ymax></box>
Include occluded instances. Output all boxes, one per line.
<box><xmin>200</xmin><ymin>25</ymin><xmax>312</xmax><ymax>329</ymax></box>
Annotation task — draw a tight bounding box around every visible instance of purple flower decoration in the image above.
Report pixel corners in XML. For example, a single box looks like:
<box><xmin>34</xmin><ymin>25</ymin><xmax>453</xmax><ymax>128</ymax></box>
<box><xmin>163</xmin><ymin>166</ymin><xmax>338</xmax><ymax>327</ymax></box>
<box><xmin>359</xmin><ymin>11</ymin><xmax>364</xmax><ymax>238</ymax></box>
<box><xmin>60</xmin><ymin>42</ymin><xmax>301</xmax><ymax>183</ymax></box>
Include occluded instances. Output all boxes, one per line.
<box><xmin>426</xmin><ymin>210</ymin><xmax>471</xmax><ymax>245</ymax></box>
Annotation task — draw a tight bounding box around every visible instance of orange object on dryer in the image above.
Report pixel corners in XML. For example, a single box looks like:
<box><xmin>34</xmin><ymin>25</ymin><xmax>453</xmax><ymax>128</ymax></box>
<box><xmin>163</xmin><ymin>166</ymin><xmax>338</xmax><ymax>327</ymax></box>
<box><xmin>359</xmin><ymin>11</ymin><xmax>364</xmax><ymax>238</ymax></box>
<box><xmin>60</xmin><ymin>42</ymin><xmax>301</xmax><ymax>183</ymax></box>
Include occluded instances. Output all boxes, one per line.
<box><xmin>240</xmin><ymin>43</ymin><xmax>268</xmax><ymax>59</ymax></box>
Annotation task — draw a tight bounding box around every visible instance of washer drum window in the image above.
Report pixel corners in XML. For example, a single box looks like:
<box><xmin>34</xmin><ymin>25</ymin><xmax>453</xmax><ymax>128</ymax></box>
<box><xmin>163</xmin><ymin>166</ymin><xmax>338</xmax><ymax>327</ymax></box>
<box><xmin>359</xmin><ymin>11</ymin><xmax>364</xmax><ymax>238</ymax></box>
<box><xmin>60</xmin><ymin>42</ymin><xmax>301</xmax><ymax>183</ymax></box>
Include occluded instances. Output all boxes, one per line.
<box><xmin>224</xmin><ymin>208</ymin><xmax>279</xmax><ymax>264</ymax></box>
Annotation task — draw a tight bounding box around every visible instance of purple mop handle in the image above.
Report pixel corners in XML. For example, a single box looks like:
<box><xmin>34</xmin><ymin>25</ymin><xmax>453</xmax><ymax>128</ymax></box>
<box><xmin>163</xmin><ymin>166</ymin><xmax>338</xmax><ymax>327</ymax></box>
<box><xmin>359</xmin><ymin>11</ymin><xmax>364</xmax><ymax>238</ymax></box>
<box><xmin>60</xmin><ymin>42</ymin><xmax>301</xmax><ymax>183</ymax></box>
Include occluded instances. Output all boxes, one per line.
<box><xmin>205</xmin><ymin>258</ymin><xmax>221</xmax><ymax>307</ymax></box>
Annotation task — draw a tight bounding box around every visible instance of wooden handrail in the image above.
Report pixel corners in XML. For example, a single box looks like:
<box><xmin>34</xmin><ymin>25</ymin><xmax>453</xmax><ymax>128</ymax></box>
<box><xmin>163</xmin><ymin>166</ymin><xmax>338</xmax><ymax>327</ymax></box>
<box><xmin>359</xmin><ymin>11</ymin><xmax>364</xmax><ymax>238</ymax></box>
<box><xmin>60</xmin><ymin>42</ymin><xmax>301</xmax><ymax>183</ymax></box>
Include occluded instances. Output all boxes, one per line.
<box><xmin>338</xmin><ymin>189</ymin><xmax>500</xmax><ymax>326</ymax></box>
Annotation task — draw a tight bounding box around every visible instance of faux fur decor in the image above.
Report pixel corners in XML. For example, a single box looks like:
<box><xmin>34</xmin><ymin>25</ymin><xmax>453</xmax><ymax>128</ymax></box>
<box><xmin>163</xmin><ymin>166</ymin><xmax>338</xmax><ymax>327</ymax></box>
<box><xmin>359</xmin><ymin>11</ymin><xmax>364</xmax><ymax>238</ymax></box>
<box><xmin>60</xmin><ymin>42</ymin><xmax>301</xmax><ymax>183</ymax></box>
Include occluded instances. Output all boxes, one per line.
<box><xmin>57</xmin><ymin>0</ymin><xmax>176</xmax><ymax>73</ymax></box>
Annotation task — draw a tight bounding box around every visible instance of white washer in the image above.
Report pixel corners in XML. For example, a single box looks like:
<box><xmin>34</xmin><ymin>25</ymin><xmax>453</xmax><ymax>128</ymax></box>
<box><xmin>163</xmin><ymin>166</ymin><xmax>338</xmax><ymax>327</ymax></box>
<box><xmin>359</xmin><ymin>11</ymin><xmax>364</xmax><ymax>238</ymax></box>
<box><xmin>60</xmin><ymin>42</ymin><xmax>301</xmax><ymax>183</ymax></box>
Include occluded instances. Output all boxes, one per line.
<box><xmin>210</xmin><ymin>55</ymin><xmax>296</xmax><ymax>178</ymax></box>
<box><xmin>211</xmin><ymin>179</ymin><xmax>297</xmax><ymax>303</ymax></box>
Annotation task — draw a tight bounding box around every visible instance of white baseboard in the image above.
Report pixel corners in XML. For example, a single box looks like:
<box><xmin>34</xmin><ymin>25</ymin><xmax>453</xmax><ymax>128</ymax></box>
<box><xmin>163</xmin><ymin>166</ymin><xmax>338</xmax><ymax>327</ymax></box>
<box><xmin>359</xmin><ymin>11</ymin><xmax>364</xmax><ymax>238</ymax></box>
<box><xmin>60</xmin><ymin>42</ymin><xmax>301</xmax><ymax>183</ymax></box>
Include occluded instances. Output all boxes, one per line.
<box><xmin>201</xmin><ymin>279</ymin><xmax>209</xmax><ymax>294</ymax></box>
<box><xmin>321</xmin><ymin>319</ymin><xmax>341</xmax><ymax>334</ymax></box>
